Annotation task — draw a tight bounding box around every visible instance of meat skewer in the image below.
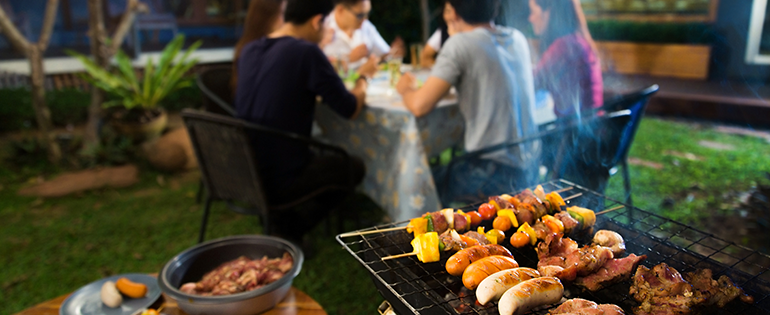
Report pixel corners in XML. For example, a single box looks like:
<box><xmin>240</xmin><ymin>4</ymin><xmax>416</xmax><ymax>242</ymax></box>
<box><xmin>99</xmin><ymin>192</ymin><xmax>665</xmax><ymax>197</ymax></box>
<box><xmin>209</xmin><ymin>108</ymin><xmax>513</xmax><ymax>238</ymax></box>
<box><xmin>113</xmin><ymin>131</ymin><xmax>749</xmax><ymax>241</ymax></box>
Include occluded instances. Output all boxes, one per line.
<box><xmin>340</xmin><ymin>186</ymin><xmax>581</xmax><ymax>238</ymax></box>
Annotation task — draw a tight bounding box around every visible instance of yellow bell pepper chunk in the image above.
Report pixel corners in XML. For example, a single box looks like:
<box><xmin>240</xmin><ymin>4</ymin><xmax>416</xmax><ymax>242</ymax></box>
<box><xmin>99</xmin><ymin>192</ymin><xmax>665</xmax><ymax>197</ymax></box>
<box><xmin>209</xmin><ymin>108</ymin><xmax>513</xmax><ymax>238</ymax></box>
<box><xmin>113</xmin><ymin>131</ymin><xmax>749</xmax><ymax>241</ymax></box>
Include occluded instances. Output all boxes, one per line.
<box><xmin>546</xmin><ymin>192</ymin><xmax>566</xmax><ymax>213</ymax></box>
<box><xmin>407</xmin><ymin>217</ymin><xmax>428</xmax><ymax>236</ymax></box>
<box><xmin>477</xmin><ymin>226</ymin><xmax>485</xmax><ymax>235</ymax></box>
<box><xmin>517</xmin><ymin>222</ymin><xmax>537</xmax><ymax>245</ymax></box>
<box><xmin>566</xmin><ymin>206</ymin><xmax>596</xmax><ymax>227</ymax></box>
<box><xmin>489</xmin><ymin>199</ymin><xmax>501</xmax><ymax>211</ymax></box>
<box><xmin>497</xmin><ymin>209</ymin><xmax>519</xmax><ymax>228</ymax></box>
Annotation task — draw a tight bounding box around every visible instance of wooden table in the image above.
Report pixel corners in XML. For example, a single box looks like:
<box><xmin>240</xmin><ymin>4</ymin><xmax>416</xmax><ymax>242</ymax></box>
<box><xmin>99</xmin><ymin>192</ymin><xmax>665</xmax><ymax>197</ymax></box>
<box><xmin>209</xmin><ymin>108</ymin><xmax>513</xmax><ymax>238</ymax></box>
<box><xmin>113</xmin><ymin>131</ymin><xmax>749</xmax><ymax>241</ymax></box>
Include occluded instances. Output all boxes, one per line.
<box><xmin>15</xmin><ymin>287</ymin><xmax>326</xmax><ymax>315</ymax></box>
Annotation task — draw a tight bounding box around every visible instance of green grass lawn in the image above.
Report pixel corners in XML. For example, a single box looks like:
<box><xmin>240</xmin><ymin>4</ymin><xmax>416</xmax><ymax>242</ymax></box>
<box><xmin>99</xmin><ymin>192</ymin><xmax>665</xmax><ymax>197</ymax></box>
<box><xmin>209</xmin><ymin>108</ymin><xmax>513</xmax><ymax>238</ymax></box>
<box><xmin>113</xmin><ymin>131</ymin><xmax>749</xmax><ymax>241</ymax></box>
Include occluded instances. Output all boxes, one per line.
<box><xmin>2</xmin><ymin>116</ymin><xmax>769</xmax><ymax>315</ymax></box>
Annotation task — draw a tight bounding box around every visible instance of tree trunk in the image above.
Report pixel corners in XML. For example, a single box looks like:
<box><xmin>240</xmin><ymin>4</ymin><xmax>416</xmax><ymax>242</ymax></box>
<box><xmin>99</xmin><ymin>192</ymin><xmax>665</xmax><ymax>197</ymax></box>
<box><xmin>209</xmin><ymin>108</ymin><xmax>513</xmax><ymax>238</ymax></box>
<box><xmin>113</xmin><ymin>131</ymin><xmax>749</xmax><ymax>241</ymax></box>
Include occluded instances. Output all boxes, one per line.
<box><xmin>82</xmin><ymin>0</ymin><xmax>147</xmax><ymax>150</ymax></box>
<box><xmin>83</xmin><ymin>0</ymin><xmax>109</xmax><ymax>150</ymax></box>
<box><xmin>29</xmin><ymin>47</ymin><xmax>62</xmax><ymax>162</ymax></box>
<box><xmin>0</xmin><ymin>0</ymin><xmax>61</xmax><ymax>163</ymax></box>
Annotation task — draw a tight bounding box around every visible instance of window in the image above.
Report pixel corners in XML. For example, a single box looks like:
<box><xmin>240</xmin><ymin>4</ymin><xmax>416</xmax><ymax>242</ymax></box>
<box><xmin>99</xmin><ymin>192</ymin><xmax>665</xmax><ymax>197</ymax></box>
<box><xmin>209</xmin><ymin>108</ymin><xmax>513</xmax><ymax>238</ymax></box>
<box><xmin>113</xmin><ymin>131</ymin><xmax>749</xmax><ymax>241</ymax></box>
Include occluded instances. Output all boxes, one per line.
<box><xmin>746</xmin><ymin>0</ymin><xmax>770</xmax><ymax>64</ymax></box>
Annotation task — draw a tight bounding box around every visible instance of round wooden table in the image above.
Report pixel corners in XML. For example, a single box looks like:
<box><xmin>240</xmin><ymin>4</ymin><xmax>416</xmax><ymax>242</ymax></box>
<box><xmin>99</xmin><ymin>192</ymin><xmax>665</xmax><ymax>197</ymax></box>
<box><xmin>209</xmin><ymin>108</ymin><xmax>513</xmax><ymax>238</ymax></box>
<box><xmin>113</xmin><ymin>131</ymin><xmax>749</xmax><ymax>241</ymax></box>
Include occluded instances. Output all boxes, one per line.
<box><xmin>14</xmin><ymin>286</ymin><xmax>327</xmax><ymax>315</ymax></box>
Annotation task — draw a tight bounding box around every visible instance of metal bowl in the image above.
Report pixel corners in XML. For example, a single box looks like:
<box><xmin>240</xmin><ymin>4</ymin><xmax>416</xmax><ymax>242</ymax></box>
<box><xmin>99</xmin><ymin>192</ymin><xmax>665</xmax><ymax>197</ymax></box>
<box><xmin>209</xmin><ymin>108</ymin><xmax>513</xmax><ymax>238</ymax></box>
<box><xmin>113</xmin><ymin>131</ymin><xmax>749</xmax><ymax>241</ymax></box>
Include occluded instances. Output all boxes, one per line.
<box><xmin>158</xmin><ymin>235</ymin><xmax>304</xmax><ymax>315</ymax></box>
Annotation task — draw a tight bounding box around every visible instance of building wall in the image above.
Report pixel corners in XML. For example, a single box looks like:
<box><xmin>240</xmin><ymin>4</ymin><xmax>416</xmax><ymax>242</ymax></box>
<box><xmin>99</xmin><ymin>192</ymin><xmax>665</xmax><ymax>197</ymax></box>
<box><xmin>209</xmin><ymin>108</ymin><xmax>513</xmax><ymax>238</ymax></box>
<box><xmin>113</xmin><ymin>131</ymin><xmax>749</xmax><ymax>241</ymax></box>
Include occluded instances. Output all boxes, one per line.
<box><xmin>711</xmin><ymin>0</ymin><xmax>770</xmax><ymax>81</ymax></box>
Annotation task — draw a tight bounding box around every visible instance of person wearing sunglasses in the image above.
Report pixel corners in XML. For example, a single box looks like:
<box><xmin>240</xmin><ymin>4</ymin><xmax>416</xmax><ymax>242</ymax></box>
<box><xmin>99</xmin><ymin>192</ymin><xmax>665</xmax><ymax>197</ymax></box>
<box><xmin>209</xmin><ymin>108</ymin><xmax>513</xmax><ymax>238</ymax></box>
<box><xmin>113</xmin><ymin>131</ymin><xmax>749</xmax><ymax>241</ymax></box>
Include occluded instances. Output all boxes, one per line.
<box><xmin>323</xmin><ymin>0</ymin><xmax>405</xmax><ymax>69</ymax></box>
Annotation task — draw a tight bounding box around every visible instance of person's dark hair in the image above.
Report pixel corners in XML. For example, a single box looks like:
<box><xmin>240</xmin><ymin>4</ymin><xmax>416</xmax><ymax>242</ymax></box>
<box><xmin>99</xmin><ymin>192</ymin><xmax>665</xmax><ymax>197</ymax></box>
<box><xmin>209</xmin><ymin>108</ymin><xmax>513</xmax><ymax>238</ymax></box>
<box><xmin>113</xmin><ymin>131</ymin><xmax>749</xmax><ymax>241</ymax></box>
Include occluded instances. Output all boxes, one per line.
<box><xmin>447</xmin><ymin>0</ymin><xmax>500</xmax><ymax>24</ymax></box>
<box><xmin>232</xmin><ymin>0</ymin><xmax>284</xmax><ymax>91</ymax></box>
<box><xmin>535</xmin><ymin>0</ymin><xmax>580</xmax><ymax>50</ymax></box>
<box><xmin>284</xmin><ymin>0</ymin><xmax>335</xmax><ymax>24</ymax></box>
<box><xmin>335</xmin><ymin>0</ymin><xmax>364</xmax><ymax>6</ymax></box>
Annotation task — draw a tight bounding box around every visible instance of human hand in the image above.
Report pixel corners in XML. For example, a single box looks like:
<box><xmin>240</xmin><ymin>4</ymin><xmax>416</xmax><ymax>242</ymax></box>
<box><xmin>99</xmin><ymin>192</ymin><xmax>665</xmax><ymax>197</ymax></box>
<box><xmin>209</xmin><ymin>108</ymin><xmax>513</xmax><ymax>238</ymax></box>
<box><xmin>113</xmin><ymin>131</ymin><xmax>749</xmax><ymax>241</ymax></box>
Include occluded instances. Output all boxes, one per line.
<box><xmin>396</xmin><ymin>72</ymin><xmax>417</xmax><ymax>95</ymax></box>
<box><xmin>358</xmin><ymin>54</ymin><xmax>380</xmax><ymax>78</ymax></box>
<box><xmin>389</xmin><ymin>36</ymin><xmax>405</xmax><ymax>57</ymax></box>
<box><xmin>350</xmin><ymin>44</ymin><xmax>369</xmax><ymax>62</ymax></box>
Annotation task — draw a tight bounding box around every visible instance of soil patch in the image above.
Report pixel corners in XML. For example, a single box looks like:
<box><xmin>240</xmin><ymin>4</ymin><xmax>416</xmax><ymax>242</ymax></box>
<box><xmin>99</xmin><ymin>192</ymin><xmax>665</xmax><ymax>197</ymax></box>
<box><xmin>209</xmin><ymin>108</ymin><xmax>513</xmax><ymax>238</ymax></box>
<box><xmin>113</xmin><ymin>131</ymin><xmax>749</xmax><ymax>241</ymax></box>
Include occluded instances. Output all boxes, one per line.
<box><xmin>700</xmin><ymin>183</ymin><xmax>770</xmax><ymax>255</ymax></box>
<box><xmin>628</xmin><ymin>157</ymin><xmax>664</xmax><ymax>170</ymax></box>
<box><xmin>17</xmin><ymin>165</ymin><xmax>139</xmax><ymax>198</ymax></box>
<box><xmin>698</xmin><ymin>140</ymin><xmax>736</xmax><ymax>151</ymax></box>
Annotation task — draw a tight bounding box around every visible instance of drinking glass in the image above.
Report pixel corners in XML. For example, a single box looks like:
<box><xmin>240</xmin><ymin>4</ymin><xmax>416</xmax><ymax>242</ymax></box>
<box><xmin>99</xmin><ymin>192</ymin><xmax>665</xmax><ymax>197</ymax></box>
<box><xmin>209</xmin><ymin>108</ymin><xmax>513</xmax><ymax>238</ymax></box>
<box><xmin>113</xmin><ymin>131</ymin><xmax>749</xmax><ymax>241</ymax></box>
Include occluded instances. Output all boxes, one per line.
<box><xmin>388</xmin><ymin>57</ymin><xmax>403</xmax><ymax>88</ymax></box>
<box><xmin>410</xmin><ymin>44</ymin><xmax>424</xmax><ymax>69</ymax></box>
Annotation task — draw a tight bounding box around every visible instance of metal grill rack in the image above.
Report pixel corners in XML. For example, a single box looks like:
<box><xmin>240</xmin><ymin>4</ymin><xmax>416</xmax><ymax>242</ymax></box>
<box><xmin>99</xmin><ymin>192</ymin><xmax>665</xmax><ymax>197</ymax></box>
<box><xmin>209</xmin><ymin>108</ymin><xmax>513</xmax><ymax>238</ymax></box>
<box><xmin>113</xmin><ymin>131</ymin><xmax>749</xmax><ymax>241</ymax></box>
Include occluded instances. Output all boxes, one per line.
<box><xmin>336</xmin><ymin>179</ymin><xmax>770</xmax><ymax>315</ymax></box>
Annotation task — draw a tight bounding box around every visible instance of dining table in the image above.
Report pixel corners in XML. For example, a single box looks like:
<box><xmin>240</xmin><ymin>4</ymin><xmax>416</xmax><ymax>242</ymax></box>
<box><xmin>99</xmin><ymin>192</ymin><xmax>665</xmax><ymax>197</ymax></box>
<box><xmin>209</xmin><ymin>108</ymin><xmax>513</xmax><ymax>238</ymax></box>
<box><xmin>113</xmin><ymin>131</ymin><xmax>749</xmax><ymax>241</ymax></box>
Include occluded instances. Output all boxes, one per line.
<box><xmin>14</xmin><ymin>285</ymin><xmax>326</xmax><ymax>315</ymax></box>
<box><xmin>315</xmin><ymin>69</ymin><xmax>465</xmax><ymax>223</ymax></box>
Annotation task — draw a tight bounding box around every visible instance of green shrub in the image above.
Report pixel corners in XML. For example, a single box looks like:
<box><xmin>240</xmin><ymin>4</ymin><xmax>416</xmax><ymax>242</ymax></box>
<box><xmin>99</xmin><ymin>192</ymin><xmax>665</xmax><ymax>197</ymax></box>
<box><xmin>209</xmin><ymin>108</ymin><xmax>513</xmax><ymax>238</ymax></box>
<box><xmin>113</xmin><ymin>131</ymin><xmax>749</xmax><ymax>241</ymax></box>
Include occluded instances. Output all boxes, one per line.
<box><xmin>587</xmin><ymin>20</ymin><xmax>715</xmax><ymax>45</ymax></box>
<box><xmin>0</xmin><ymin>88</ymin><xmax>90</xmax><ymax>132</ymax></box>
<box><xmin>0</xmin><ymin>86</ymin><xmax>201</xmax><ymax>133</ymax></box>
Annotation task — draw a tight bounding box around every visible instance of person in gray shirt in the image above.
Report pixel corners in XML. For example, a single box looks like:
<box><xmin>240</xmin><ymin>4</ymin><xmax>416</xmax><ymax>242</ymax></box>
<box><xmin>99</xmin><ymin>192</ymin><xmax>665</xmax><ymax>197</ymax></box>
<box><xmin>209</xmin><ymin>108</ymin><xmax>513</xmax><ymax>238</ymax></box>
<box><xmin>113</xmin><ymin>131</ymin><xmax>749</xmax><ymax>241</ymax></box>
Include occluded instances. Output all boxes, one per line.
<box><xmin>397</xmin><ymin>0</ymin><xmax>540</xmax><ymax>202</ymax></box>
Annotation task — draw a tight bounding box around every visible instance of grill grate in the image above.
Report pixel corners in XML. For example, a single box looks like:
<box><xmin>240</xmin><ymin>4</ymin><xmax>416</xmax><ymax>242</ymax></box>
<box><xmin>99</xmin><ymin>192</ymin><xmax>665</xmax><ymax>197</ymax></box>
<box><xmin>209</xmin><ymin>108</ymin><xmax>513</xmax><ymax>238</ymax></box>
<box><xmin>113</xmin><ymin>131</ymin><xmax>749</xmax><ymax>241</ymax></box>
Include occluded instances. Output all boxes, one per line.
<box><xmin>337</xmin><ymin>179</ymin><xmax>770</xmax><ymax>315</ymax></box>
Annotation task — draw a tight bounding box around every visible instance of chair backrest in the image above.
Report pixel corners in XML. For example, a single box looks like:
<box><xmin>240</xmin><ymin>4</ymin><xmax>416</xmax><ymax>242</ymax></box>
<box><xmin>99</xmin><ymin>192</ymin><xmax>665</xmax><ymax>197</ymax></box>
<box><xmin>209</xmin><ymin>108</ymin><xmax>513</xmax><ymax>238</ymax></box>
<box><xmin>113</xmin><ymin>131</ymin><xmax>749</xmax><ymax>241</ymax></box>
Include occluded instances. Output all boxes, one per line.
<box><xmin>549</xmin><ymin>110</ymin><xmax>633</xmax><ymax>197</ymax></box>
<box><xmin>181</xmin><ymin>109</ymin><xmax>268</xmax><ymax>215</ymax></box>
<box><xmin>600</xmin><ymin>85</ymin><xmax>659</xmax><ymax>163</ymax></box>
<box><xmin>196</xmin><ymin>66</ymin><xmax>237</xmax><ymax>117</ymax></box>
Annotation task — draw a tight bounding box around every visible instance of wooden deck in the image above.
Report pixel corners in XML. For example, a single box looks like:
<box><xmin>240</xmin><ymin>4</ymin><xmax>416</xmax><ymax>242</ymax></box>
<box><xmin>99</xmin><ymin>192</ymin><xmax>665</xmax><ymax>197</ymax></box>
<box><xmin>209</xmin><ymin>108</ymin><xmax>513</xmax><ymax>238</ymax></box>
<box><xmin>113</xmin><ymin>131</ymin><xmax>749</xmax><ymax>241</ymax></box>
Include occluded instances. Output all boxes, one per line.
<box><xmin>605</xmin><ymin>73</ymin><xmax>770</xmax><ymax>127</ymax></box>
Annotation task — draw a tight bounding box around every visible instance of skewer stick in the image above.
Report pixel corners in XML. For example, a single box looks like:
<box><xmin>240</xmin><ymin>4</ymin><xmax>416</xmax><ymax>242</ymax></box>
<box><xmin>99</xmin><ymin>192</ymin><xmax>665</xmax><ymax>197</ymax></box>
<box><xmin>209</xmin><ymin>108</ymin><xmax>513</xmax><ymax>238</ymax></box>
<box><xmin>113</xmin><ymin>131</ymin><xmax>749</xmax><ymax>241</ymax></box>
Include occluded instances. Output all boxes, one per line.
<box><xmin>554</xmin><ymin>186</ymin><xmax>575</xmax><ymax>194</ymax></box>
<box><xmin>339</xmin><ymin>226</ymin><xmax>407</xmax><ymax>238</ymax></box>
<box><xmin>596</xmin><ymin>205</ymin><xmax>625</xmax><ymax>215</ymax></box>
<box><xmin>382</xmin><ymin>252</ymin><xmax>417</xmax><ymax>261</ymax></box>
<box><xmin>563</xmin><ymin>192</ymin><xmax>583</xmax><ymax>201</ymax></box>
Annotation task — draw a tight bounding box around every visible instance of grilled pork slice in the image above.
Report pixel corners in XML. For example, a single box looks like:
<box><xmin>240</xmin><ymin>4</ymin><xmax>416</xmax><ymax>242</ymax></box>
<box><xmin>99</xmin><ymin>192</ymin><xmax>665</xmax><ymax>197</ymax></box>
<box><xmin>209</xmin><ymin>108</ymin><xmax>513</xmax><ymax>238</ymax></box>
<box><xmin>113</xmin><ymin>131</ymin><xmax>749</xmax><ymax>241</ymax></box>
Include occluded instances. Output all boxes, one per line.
<box><xmin>575</xmin><ymin>254</ymin><xmax>647</xmax><ymax>291</ymax></box>
<box><xmin>549</xmin><ymin>298</ymin><xmax>625</xmax><ymax>315</ymax></box>
<box><xmin>684</xmin><ymin>269</ymin><xmax>754</xmax><ymax>307</ymax></box>
<box><xmin>537</xmin><ymin>233</ymin><xmax>614</xmax><ymax>281</ymax></box>
<box><xmin>630</xmin><ymin>263</ymin><xmax>703</xmax><ymax>315</ymax></box>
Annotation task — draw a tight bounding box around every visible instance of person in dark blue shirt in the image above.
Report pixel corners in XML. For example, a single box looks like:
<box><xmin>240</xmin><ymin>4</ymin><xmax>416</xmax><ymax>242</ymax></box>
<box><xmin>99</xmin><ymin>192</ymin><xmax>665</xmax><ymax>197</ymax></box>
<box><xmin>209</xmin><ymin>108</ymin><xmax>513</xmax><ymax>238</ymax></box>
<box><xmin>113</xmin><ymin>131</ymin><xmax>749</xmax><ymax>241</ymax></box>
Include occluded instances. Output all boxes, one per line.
<box><xmin>235</xmin><ymin>0</ymin><xmax>377</xmax><ymax>241</ymax></box>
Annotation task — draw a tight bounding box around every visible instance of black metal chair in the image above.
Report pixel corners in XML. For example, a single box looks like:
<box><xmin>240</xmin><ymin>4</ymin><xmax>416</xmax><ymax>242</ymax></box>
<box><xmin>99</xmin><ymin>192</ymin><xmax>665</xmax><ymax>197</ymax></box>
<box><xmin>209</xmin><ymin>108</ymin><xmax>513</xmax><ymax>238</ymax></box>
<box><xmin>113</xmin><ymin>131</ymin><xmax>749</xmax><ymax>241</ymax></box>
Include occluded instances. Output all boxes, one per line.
<box><xmin>182</xmin><ymin>109</ymin><xmax>357</xmax><ymax>243</ymax></box>
<box><xmin>541</xmin><ymin>85</ymin><xmax>659</xmax><ymax>205</ymax></box>
<box><xmin>434</xmin><ymin>110</ymin><xmax>633</xmax><ymax>208</ymax></box>
<box><xmin>196</xmin><ymin>66</ymin><xmax>237</xmax><ymax>117</ymax></box>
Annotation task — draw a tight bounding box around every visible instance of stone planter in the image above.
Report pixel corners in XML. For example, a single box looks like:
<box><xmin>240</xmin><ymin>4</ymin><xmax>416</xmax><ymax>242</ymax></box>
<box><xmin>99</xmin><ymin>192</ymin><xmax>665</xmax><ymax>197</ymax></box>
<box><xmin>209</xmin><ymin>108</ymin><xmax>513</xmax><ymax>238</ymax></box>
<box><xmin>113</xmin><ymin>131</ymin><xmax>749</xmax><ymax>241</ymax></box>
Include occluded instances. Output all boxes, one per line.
<box><xmin>597</xmin><ymin>41</ymin><xmax>712</xmax><ymax>80</ymax></box>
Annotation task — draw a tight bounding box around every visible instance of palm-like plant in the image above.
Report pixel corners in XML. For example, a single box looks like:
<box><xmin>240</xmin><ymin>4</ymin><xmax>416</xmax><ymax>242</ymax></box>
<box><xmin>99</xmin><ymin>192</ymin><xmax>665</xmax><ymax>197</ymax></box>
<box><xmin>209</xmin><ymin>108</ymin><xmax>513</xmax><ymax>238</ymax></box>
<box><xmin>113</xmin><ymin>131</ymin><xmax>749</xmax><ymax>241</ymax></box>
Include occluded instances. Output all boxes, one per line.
<box><xmin>70</xmin><ymin>35</ymin><xmax>202</xmax><ymax>111</ymax></box>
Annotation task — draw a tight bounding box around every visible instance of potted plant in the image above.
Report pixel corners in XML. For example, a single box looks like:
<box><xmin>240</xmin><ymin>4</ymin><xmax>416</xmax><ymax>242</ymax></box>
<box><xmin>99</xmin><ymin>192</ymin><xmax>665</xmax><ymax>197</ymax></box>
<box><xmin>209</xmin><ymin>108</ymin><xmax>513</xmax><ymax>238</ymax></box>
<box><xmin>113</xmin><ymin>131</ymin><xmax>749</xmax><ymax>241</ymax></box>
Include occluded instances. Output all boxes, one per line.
<box><xmin>70</xmin><ymin>35</ymin><xmax>202</xmax><ymax>142</ymax></box>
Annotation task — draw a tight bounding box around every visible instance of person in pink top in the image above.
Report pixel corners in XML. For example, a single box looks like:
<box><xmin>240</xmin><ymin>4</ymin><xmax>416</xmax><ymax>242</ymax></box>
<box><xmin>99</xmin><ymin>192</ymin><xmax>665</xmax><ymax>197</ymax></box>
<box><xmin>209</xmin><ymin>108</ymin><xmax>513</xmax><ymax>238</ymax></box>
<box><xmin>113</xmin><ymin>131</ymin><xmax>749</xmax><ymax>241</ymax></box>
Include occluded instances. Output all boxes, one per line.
<box><xmin>529</xmin><ymin>0</ymin><xmax>603</xmax><ymax>118</ymax></box>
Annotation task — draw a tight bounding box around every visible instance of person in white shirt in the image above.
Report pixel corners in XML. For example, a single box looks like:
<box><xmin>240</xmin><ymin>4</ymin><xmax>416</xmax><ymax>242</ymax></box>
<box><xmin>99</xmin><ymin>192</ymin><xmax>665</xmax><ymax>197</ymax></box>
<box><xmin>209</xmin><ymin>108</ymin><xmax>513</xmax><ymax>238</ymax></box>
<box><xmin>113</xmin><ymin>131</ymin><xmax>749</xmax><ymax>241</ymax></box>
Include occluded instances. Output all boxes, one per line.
<box><xmin>323</xmin><ymin>0</ymin><xmax>405</xmax><ymax>69</ymax></box>
<box><xmin>420</xmin><ymin>6</ymin><xmax>456</xmax><ymax>68</ymax></box>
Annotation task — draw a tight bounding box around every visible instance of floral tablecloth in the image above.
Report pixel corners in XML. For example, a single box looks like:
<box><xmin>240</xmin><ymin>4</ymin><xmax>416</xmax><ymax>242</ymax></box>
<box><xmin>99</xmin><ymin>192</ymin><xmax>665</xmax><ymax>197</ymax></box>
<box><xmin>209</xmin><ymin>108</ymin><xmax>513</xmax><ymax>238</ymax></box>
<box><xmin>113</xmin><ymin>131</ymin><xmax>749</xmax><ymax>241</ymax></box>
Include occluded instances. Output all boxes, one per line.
<box><xmin>315</xmin><ymin>101</ymin><xmax>464</xmax><ymax>223</ymax></box>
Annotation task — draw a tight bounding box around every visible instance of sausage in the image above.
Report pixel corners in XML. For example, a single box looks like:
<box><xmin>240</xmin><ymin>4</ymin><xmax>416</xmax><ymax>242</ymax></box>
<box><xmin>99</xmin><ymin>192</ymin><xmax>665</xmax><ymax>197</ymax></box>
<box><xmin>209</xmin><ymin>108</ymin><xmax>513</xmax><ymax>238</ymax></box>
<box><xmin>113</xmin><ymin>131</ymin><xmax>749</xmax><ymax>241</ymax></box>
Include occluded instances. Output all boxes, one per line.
<box><xmin>476</xmin><ymin>267</ymin><xmax>540</xmax><ymax>305</ymax></box>
<box><xmin>446</xmin><ymin>244</ymin><xmax>513</xmax><ymax>276</ymax></box>
<box><xmin>498</xmin><ymin>277</ymin><xmax>564</xmax><ymax>315</ymax></box>
<box><xmin>462</xmin><ymin>255</ymin><xmax>519</xmax><ymax>290</ymax></box>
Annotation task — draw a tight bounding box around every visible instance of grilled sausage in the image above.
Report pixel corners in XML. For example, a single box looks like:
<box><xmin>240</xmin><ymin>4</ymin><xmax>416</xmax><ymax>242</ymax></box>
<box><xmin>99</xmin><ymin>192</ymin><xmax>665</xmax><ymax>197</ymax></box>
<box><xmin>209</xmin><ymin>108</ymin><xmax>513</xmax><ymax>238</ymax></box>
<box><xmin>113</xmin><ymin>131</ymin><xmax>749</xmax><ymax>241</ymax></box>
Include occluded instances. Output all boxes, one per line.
<box><xmin>476</xmin><ymin>267</ymin><xmax>540</xmax><ymax>305</ymax></box>
<box><xmin>462</xmin><ymin>255</ymin><xmax>519</xmax><ymax>290</ymax></box>
<box><xmin>498</xmin><ymin>277</ymin><xmax>564</xmax><ymax>315</ymax></box>
<box><xmin>446</xmin><ymin>244</ymin><xmax>513</xmax><ymax>276</ymax></box>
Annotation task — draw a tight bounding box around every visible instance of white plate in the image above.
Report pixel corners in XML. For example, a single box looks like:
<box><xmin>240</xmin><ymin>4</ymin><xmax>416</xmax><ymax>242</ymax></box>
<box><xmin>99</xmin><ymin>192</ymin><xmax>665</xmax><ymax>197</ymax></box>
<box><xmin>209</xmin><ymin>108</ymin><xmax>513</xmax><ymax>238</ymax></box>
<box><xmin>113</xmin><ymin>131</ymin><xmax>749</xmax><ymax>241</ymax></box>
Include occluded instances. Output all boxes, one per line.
<box><xmin>60</xmin><ymin>274</ymin><xmax>161</xmax><ymax>315</ymax></box>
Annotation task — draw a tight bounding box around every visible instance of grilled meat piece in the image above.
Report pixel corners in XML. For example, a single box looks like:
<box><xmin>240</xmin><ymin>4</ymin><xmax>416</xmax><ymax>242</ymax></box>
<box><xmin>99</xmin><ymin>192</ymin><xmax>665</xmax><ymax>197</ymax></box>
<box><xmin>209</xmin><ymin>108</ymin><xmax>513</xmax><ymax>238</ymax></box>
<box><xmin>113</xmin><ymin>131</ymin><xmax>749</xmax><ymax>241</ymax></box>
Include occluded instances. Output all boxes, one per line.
<box><xmin>555</xmin><ymin>211</ymin><xmax>579</xmax><ymax>234</ymax></box>
<box><xmin>549</xmin><ymin>298</ymin><xmax>625</xmax><ymax>315</ymax></box>
<box><xmin>430</xmin><ymin>212</ymin><xmax>449</xmax><ymax>234</ymax></box>
<box><xmin>630</xmin><ymin>263</ymin><xmax>703</xmax><ymax>315</ymax></box>
<box><xmin>463</xmin><ymin>231</ymin><xmax>490</xmax><ymax>245</ymax></box>
<box><xmin>537</xmin><ymin>233</ymin><xmax>613</xmax><ymax>281</ymax></box>
<box><xmin>575</xmin><ymin>254</ymin><xmax>647</xmax><ymax>291</ymax></box>
<box><xmin>180</xmin><ymin>253</ymin><xmax>293</xmax><ymax>296</ymax></box>
<box><xmin>439</xmin><ymin>230</ymin><xmax>491</xmax><ymax>252</ymax></box>
<box><xmin>684</xmin><ymin>269</ymin><xmax>754</xmax><ymax>307</ymax></box>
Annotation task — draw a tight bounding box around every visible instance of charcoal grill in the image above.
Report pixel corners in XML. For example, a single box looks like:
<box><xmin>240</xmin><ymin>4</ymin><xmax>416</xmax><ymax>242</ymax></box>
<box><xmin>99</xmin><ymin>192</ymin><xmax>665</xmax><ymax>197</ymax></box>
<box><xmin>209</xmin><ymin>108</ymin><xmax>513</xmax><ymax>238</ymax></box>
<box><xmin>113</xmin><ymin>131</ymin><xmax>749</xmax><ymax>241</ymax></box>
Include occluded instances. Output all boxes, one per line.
<box><xmin>336</xmin><ymin>179</ymin><xmax>770</xmax><ymax>315</ymax></box>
